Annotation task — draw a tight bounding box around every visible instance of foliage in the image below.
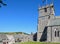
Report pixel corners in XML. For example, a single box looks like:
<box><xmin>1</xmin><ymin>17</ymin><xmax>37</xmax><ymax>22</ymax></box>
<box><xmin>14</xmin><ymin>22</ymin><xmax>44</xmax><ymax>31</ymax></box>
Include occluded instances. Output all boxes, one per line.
<box><xmin>0</xmin><ymin>32</ymin><xmax>29</xmax><ymax>35</ymax></box>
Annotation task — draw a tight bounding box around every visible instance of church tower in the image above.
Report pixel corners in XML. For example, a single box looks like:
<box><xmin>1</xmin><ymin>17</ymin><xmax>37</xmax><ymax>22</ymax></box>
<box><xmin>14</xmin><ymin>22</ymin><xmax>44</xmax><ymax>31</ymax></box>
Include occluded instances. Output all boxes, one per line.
<box><xmin>37</xmin><ymin>3</ymin><xmax>55</xmax><ymax>41</ymax></box>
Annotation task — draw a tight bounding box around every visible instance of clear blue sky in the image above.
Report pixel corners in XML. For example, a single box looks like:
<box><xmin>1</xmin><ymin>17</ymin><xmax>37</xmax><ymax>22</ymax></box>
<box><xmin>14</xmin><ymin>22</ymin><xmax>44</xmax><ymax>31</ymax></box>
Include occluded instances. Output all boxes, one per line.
<box><xmin>0</xmin><ymin>0</ymin><xmax>60</xmax><ymax>34</ymax></box>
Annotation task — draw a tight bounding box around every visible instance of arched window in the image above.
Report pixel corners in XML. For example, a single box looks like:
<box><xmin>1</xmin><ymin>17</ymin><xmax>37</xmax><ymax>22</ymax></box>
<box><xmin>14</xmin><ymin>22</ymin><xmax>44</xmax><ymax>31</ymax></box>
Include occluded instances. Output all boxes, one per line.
<box><xmin>55</xmin><ymin>31</ymin><xmax>56</xmax><ymax>37</ymax></box>
<box><xmin>57</xmin><ymin>31</ymin><xmax>59</xmax><ymax>37</ymax></box>
<box><xmin>55</xmin><ymin>28</ymin><xmax>59</xmax><ymax>37</ymax></box>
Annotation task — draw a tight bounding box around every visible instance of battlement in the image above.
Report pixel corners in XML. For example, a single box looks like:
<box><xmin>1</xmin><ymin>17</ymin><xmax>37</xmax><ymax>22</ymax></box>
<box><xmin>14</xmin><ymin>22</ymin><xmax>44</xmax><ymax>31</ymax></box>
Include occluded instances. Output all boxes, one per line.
<box><xmin>38</xmin><ymin>3</ymin><xmax>54</xmax><ymax>10</ymax></box>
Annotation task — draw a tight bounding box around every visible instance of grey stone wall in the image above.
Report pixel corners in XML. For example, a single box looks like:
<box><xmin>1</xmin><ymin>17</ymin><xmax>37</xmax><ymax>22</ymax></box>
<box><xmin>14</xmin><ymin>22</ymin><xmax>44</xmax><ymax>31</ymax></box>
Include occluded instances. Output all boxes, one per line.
<box><xmin>14</xmin><ymin>34</ymin><xmax>33</xmax><ymax>42</ymax></box>
<box><xmin>47</xmin><ymin>26</ymin><xmax>60</xmax><ymax>42</ymax></box>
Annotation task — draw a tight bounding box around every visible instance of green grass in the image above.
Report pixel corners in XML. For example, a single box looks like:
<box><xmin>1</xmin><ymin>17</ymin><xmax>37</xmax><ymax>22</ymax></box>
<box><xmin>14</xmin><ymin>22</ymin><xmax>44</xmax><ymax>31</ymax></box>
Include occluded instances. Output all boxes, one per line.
<box><xmin>14</xmin><ymin>42</ymin><xmax>60</xmax><ymax>44</ymax></box>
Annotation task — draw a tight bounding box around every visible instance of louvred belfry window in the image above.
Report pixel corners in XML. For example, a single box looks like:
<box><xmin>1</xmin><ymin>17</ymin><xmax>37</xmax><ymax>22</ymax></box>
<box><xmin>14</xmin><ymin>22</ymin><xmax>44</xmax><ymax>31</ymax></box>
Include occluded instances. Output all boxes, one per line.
<box><xmin>44</xmin><ymin>8</ymin><xmax>47</xmax><ymax>12</ymax></box>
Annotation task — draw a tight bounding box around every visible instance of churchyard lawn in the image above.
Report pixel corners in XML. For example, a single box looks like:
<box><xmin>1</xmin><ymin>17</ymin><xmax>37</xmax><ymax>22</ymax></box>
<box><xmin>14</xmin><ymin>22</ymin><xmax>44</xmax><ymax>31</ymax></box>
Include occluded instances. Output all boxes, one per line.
<box><xmin>14</xmin><ymin>41</ymin><xmax>60</xmax><ymax>44</ymax></box>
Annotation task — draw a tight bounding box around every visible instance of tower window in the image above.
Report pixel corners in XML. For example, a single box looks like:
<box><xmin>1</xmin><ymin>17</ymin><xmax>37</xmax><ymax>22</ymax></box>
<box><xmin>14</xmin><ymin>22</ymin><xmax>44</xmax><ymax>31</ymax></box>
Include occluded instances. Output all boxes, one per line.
<box><xmin>44</xmin><ymin>8</ymin><xmax>47</xmax><ymax>12</ymax></box>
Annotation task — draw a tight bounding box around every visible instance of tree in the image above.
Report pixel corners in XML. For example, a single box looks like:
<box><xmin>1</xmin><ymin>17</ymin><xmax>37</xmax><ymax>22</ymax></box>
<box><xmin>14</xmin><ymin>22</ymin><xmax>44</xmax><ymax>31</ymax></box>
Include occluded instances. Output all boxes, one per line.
<box><xmin>0</xmin><ymin>0</ymin><xmax>7</xmax><ymax>7</ymax></box>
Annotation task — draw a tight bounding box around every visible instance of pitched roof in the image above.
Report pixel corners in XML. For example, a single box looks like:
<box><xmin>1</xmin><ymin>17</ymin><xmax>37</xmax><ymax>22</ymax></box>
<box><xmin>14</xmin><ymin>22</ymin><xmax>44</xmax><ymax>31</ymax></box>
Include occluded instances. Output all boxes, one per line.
<box><xmin>47</xmin><ymin>18</ymin><xmax>60</xmax><ymax>26</ymax></box>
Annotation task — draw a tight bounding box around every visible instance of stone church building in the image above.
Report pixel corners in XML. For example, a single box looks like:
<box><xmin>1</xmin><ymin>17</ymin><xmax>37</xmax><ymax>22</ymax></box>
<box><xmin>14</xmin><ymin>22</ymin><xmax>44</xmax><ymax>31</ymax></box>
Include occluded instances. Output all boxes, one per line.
<box><xmin>37</xmin><ymin>3</ymin><xmax>60</xmax><ymax>42</ymax></box>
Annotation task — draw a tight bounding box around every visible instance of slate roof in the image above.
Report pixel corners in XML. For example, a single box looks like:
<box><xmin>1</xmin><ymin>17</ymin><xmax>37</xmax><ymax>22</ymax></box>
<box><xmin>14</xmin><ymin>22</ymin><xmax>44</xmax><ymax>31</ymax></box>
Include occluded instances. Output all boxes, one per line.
<box><xmin>47</xmin><ymin>18</ymin><xmax>60</xmax><ymax>26</ymax></box>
